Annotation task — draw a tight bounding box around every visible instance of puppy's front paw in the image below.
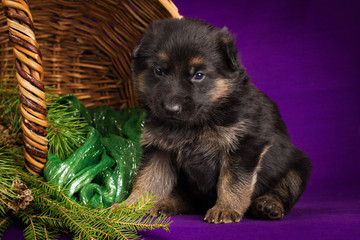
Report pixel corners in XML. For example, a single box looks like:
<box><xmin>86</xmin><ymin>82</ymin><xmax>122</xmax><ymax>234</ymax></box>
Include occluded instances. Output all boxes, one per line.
<box><xmin>204</xmin><ymin>208</ymin><xmax>242</xmax><ymax>224</ymax></box>
<box><xmin>149</xmin><ymin>200</ymin><xmax>179</xmax><ymax>217</ymax></box>
<box><xmin>109</xmin><ymin>203</ymin><xmax>122</xmax><ymax>210</ymax></box>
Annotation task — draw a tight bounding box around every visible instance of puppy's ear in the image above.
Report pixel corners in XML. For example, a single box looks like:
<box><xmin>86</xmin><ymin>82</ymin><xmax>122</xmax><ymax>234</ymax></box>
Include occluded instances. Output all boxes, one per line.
<box><xmin>131</xmin><ymin>42</ymin><xmax>141</xmax><ymax>73</ymax></box>
<box><xmin>217</xmin><ymin>27</ymin><xmax>240</xmax><ymax>71</ymax></box>
<box><xmin>132</xmin><ymin>42</ymin><xmax>141</xmax><ymax>58</ymax></box>
<box><xmin>132</xmin><ymin>21</ymin><xmax>161</xmax><ymax>59</ymax></box>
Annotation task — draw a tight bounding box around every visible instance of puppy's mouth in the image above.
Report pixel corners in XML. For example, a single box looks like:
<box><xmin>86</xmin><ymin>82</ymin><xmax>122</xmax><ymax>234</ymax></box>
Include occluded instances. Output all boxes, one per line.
<box><xmin>164</xmin><ymin>116</ymin><xmax>182</xmax><ymax>122</ymax></box>
<box><xmin>162</xmin><ymin>112</ymin><xmax>184</xmax><ymax>122</ymax></box>
<box><xmin>162</xmin><ymin>104</ymin><xmax>204</xmax><ymax>124</ymax></box>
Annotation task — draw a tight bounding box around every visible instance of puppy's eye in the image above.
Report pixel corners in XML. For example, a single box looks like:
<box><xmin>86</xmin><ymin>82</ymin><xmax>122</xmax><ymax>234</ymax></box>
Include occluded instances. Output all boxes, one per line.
<box><xmin>154</xmin><ymin>68</ymin><xmax>165</xmax><ymax>76</ymax></box>
<box><xmin>193</xmin><ymin>72</ymin><xmax>205</xmax><ymax>81</ymax></box>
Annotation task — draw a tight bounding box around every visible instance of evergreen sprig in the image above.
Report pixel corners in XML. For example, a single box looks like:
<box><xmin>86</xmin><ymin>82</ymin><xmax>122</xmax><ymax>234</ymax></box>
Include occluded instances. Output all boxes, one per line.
<box><xmin>0</xmin><ymin>147</ymin><xmax>22</xmax><ymax>215</ymax></box>
<box><xmin>46</xmin><ymin>102</ymin><xmax>89</xmax><ymax>160</ymax></box>
<box><xmin>0</xmin><ymin>62</ymin><xmax>21</xmax><ymax>134</ymax></box>
<box><xmin>0</xmin><ymin>147</ymin><xmax>171</xmax><ymax>240</ymax></box>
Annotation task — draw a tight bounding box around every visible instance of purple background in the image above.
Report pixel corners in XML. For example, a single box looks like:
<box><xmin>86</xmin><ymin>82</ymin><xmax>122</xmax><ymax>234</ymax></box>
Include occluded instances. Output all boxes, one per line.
<box><xmin>3</xmin><ymin>0</ymin><xmax>360</xmax><ymax>239</ymax></box>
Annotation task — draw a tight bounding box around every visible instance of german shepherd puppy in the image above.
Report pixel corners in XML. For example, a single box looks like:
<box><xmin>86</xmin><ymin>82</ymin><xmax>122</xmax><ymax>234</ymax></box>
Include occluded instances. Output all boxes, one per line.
<box><xmin>122</xmin><ymin>18</ymin><xmax>311</xmax><ymax>223</ymax></box>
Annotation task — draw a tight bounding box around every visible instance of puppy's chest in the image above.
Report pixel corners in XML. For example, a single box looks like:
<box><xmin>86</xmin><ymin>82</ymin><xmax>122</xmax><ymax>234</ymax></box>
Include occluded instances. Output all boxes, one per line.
<box><xmin>176</xmin><ymin>141</ymin><xmax>222</xmax><ymax>193</ymax></box>
<box><xmin>141</xmin><ymin>121</ymin><xmax>248</xmax><ymax>154</ymax></box>
<box><xmin>142</xmin><ymin>121</ymin><xmax>248</xmax><ymax>193</ymax></box>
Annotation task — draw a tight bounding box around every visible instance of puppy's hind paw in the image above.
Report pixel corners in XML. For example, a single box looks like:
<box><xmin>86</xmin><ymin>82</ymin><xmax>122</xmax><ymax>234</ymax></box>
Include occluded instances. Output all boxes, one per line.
<box><xmin>249</xmin><ymin>196</ymin><xmax>285</xmax><ymax>220</ymax></box>
<box><xmin>204</xmin><ymin>208</ymin><xmax>242</xmax><ymax>224</ymax></box>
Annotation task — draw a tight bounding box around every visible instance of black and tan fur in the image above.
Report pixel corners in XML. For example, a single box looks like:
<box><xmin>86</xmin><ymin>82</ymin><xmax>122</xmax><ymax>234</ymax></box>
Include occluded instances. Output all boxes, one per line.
<box><xmin>115</xmin><ymin>18</ymin><xmax>311</xmax><ymax>223</ymax></box>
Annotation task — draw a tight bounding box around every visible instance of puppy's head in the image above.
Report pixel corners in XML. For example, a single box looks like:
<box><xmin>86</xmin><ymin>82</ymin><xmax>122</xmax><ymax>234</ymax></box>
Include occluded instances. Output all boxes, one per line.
<box><xmin>132</xmin><ymin>18</ymin><xmax>246</xmax><ymax>125</ymax></box>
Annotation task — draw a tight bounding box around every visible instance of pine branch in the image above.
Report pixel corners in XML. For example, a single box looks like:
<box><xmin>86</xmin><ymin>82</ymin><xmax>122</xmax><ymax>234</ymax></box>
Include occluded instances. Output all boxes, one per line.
<box><xmin>115</xmin><ymin>214</ymin><xmax>172</xmax><ymax>232</ymax></box>
<box><xmin>103</xmin><ymin>222</ymin><xmax>130</xmax><ymax>240</ymax></box>
<box><xmin>43</xmin><ymin>225</ymin><xmax>49</xmax><ymax>240</ymax></box>
<box><xmin>16</xmin><ymin>173</ymin><xmax>80</xmax><ymax>211</ymax></box>
<box><xmin>46</xmin><ymin>103</ymin><xmax>89</xmax><ymax>160</ymax></box>
<box><xmin>0</xmin><ymin>62</ymin><xmax>21</xmax><ymax>134</ymax></box>
<box><xmin>23</xmin><ymin>213</ymin><xmax>38</xmax><ymax>240</ymax></box>
<box><xmin>31</xmin><ymin>190</ymin><xmax>171</xmax><ymax>240</ymax></box>
<box><xmin>33</xmin><ymin>193</ymin><xmax>170</xmax><ymax>239</ymax></box>
<box><xmin>1</xmin><ymin>157</ymin><xmax>172</xmax><ymax>239</ymax></box>
<box><xmin>22</xmin><ymin>219</ymin><xmax>60</xmax><ymax>240</ymax></box>
<box><xmin>58</xmin><ymin>208</ymin><xmax>96</xmax><ymax>240</ymax></box>
<box><xmin>0</xmin><ymin>147</ymin><xmax>23</xmax><ymax>214</ymax></box>
<box><xmin>1</xmin><ymin>136</ymin><xmax>172</xmax><ymax>240</ymax></box>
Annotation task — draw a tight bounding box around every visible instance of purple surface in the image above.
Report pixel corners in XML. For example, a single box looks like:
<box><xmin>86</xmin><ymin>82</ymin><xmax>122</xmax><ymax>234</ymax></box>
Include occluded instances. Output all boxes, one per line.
<box><xmin>3</xmin><ymin>0</ymin><xmax>360</xmax><ymax>239</ymax></box>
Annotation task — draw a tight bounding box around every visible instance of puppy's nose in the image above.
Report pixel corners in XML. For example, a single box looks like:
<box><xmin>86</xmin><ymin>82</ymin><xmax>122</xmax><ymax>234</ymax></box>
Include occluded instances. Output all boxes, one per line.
<box><xmin>164</xmin><ymin>103</ymin><xmax>181</xmax><ymax>114</ymax></box>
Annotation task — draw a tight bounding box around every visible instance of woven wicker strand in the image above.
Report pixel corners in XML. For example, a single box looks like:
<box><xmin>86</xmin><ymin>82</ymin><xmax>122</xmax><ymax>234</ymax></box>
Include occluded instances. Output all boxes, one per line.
<box><xmin>2</xmin><ymin>0</ymin><xmax>48</xmax><ymax>175</ymax></box>
<box><xmin>1</xmin><ymin>0</ymin><xmax>180</xmax><ymax>175</ymax></box>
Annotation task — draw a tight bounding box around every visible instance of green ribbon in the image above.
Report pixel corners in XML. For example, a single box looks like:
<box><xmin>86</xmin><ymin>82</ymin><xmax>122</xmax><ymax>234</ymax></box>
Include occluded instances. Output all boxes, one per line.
<box><xmin>44</xmin><ymin>95</ymin><xmax>145</xmax><ymax>208</ymax></box>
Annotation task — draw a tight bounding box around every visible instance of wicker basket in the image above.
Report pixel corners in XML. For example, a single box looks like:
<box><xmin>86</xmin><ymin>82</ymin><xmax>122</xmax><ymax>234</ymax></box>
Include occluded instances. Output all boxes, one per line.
<box><xmin>0</xmin><ymin>0</ymin><xmax>180</xmax><ymax>175</ymax></box>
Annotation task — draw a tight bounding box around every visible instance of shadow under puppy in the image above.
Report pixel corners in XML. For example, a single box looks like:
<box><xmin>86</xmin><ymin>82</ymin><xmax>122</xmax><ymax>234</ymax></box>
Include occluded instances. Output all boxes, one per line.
<box><xmin>118</xmin><ymin>18</ymin><xmax>312</xmax><ymax>223</ymax></box>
